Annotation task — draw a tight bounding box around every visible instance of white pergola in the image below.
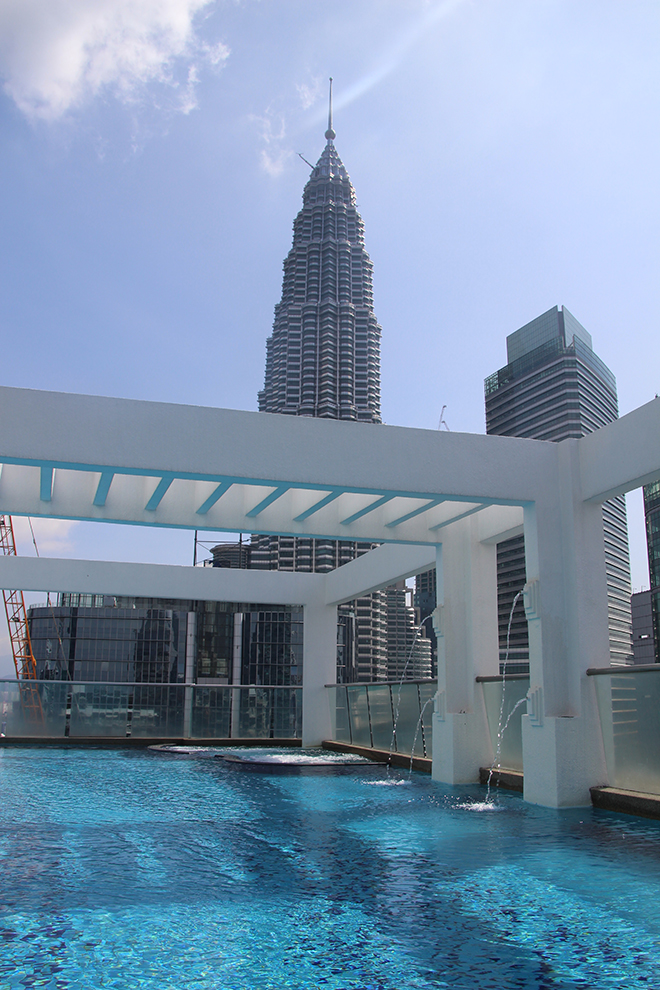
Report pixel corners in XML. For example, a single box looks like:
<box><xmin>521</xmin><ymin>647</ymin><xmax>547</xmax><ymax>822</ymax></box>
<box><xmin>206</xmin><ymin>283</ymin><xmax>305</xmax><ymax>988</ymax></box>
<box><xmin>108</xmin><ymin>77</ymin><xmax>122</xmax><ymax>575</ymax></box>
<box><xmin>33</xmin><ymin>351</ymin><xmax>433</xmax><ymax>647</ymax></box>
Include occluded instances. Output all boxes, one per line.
<box><xmin>1</xmin><ymin>385</ymin><xmax>659</xmax><ymax>807</ymax></box>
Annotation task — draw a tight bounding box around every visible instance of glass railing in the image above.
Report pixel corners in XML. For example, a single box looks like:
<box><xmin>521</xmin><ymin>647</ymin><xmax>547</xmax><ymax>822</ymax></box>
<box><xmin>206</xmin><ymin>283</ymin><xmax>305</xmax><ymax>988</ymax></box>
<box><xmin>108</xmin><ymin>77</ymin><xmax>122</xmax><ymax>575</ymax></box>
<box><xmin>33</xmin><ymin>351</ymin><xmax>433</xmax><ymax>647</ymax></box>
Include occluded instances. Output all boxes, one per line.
<box><xmin>0</xmin><ymin>680</ymin><xmax>302</xmax><ymax>740</ymax></box>
<box><xmin>478</xmin><ymin>675</ymin><xmax>529</xmax><ymax>773</ymax></box>
<box><xmin>588</xmin><ymin>665</ymin><xmax>660</xmax><ymax>795</ymax></box>
<box><xmin>327</xmin><ymin>681</ymin><xmax>436</xmax><ymax>759</ymax></box>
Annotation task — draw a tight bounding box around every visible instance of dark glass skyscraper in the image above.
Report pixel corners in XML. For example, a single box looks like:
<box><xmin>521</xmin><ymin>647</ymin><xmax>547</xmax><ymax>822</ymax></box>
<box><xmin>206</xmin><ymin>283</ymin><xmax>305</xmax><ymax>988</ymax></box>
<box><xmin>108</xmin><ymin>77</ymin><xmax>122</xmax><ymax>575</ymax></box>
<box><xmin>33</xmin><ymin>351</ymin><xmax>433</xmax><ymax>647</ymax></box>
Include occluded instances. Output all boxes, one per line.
<box><xmin>484</xmin><ymin>305</ymin><xmax>632</xmax><ymax>667</ymax></box>
<box><xmin>643</xmin><ymin>482</ymin><xmax>660</xmax><ymax>661</ymax></box>
<box><xmin>253</xmin><ymin>92</ymin><xmax>388</xmax><ymax>681</ymax></box>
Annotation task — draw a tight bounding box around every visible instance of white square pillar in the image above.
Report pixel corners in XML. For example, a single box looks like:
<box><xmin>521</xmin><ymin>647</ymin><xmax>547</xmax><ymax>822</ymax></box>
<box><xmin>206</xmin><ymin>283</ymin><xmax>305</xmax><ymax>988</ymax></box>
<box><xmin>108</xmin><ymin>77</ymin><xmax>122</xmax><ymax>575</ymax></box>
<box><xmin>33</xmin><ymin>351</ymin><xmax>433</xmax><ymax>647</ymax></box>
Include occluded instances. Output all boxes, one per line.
<box><xmin>522</xmin><ymin>440</ymin><xmax>609</xmax><ymax>807</ymax></box>
<box><xmin>301</xmin><ymin>600</ymin><xmax>338</xmax><ymax>747</ymax></box>
<box><xmin>432</xmin><ymin>514</ymin><xmax>499</xmax><ymax>784</ymax></box>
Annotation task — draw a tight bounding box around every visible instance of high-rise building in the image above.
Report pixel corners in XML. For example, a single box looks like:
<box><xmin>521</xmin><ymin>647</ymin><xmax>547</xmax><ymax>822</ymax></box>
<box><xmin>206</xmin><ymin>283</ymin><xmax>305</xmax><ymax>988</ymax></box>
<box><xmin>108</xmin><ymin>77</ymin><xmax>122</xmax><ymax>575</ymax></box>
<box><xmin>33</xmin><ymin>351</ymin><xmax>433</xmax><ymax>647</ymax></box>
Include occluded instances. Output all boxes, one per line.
<box><xmin>29</xmin><ymin>592</ymin><xmax>304</xmax><ymax>687</ymax></box>
<box><xmin>643</xmin><ymin>482</ymin><xmax>660</xmax><ymax>661</ymax></box>
<box><xmin>631</xmin><ymin>589</ymin><xmax>656</xmax><ymax>664</ymax></box>
<box><xmin>484</xmin><ymin>305</ymin><xmax>632</xmax><ymax>667</ymax></box>
<box><xmin>253</xmin><ymin>84</ymin><xmax>388</xmax><ymax>682</ymax></box>
<box><xmin>413</xmin><ymin>568</ymin><xmax>437</xmax><ymax>675</ymax></box>
<box><xmin>385</xmin><ymin>583</ymin><xmax>433</xmax><ymax>681</ymax></box>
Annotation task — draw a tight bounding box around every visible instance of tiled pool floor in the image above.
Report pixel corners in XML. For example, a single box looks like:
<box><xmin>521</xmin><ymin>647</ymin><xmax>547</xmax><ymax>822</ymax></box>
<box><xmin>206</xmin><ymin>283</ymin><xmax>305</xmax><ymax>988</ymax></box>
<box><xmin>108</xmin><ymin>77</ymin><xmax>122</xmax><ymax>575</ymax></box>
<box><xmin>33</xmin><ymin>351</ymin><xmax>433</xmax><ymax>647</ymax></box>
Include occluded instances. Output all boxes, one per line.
<box><xmin>2</xmin><ymin>746</ymin><xmax>660</xmax><ymax>989</ymax></box>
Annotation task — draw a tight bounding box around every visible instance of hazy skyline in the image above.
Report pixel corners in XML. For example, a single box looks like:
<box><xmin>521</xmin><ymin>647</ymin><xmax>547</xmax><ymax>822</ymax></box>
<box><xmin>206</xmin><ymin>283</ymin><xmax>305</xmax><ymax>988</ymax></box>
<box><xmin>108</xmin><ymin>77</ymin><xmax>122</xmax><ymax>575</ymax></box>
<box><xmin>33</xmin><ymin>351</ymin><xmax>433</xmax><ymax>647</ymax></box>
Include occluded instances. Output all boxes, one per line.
<box><xmin>1</xmin><ymin>0</ymin><xmax>658</xmax><ymax>672</ymax></box>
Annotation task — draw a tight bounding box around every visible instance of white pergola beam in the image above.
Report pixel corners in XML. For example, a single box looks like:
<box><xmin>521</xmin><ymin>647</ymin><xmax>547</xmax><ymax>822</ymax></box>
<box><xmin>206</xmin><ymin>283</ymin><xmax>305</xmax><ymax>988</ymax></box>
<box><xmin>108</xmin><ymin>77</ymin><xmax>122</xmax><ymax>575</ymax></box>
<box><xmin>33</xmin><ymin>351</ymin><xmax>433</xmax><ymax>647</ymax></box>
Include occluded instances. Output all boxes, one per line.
<box><xmin>477</xmin><ymin>504</ymin><xmax>525</xmax><ymax>544</ymax></box>
<box><xmin>0</xmin><ymin>385</ymin><xmax>551</xmax><ymax>490</ymax></box>
<box><xmin>579</xmin><ymin>397</ymin><xmax>660</xmax><ymax>501</ymax></box>
<box><xmin>0</xmin><ymin>554</ymin><xmax>325</xmax><ymax>606</ymax></box>
<box><xmin>324</xmin><ymin>543</ymin><xmax>437</xmax><ymax>605</ymax></box>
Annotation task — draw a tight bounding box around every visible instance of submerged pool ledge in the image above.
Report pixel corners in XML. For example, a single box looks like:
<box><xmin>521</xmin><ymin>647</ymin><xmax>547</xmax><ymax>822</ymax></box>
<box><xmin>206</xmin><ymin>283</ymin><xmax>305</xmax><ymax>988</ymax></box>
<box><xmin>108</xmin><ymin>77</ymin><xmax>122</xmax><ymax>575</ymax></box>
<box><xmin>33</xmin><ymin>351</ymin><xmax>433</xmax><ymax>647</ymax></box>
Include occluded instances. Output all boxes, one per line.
<box><xmin>0</xmin><ymin>737</ymin><xmax>303</xmax><ymax>748</ymax></box>
<box><xmin>322</xmin><ymin>739</ymin><xmax>432</xmax><ymax>773</ymax></box>
<box><xmin>590</xmin><ymin>785</ymin><xmax>660</xmax><ymax>821</ymax></box>
<box><xmin>478</xmin><ymin>767</ymin><xmax>524</xmax><ymax>792</ymax></box>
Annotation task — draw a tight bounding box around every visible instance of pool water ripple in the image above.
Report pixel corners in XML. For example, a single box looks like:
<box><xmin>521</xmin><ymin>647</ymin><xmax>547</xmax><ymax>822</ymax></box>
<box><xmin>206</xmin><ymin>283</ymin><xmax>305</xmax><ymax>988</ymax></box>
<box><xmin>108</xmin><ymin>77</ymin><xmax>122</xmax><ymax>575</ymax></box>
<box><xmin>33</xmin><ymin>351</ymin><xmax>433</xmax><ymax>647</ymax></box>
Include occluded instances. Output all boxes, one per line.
<box><xmin>1</xmin><ymin>747</ymin><xmax>660</xmax><ymax>989</ymax></box>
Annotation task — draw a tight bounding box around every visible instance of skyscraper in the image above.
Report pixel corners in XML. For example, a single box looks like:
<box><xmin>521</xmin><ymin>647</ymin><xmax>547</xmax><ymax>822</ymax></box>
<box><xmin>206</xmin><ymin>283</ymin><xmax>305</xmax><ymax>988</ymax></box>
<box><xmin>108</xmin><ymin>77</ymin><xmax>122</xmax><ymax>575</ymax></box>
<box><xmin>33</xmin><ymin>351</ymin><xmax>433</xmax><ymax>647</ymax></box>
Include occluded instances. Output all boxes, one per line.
<box><xmin>385</xmin><ymin>583</ymin><xmax>433</xmax><ymax>681</ymax></box>
<box><xmin>257</xmin><ymin>86</ymin><xmax>381</xmax><ymax>422</ymax></box>
<box><xmin>484</xmin><ymin>305</ymin><xmax>633</xmax><ymax>667</ymax></box>
<box><xmin>643</xmin><ymin>482</ymin><xmax>660</xmax><ymax>661</ymax></box>
<box><xmin>253</xmin><ymin>83</ymin><xmax>387</xmax><ymax>681</ymax></box>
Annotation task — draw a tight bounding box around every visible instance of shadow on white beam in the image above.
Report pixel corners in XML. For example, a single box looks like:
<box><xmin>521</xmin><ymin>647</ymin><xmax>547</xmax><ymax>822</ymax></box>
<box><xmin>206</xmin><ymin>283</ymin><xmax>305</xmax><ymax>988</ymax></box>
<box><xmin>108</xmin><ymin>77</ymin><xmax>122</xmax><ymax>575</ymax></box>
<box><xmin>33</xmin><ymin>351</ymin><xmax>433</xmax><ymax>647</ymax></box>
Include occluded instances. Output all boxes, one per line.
<box><xmin>0</xmin><ymin>555</ymin><xmax>326</xmax><ymax>606</ymax></box>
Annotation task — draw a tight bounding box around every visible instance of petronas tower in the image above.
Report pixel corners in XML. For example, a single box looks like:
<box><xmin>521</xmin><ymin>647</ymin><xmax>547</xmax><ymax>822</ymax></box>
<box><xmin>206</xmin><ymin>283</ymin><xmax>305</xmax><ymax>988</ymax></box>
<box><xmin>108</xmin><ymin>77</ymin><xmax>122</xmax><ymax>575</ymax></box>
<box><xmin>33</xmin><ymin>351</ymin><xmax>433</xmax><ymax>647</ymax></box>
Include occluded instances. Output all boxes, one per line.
<box><xmin>258</xmin><ymin>101</ymin><xmax>381</xmax><ymax>421</ymax></box>
<box><xmin>253</xmin><ymin>84</ymin><xmax>388</xmax><ymax>681</ymax></box>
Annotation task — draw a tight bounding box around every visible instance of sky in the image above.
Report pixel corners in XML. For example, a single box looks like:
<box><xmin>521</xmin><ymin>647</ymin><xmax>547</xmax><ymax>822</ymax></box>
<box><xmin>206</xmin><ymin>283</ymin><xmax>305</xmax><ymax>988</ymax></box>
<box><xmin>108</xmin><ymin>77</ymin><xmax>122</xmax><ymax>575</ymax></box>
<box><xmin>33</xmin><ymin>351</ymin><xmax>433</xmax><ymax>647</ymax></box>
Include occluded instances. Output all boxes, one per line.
<box><xmin>0</xmin><ymin>0</ymin><xmax>658</xmax><ymax>673</ymax></box>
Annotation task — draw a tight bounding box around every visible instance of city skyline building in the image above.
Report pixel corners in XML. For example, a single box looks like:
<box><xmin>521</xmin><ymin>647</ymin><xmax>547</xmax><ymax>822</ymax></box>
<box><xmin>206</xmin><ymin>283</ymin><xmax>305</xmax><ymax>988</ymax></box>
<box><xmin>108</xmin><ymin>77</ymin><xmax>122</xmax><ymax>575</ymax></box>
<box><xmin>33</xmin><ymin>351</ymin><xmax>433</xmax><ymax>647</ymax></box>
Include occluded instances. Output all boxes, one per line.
<box><xmin>385</xmin><ymin>583</ymin><xmax>433</xmax><ymax>681</ymax></box>
<box><xmin>631</xmin><ymin>589</ymin><xmax>656</xmax><ymax>665</ymax></box>
<box><xmin>413</xmin><ymin>567</ymin><xmax>437</xmax><ymax>675</ymax></box>
<box><xmin>29</xmin><ymin>592</ymin><xmax>304</xmax><ymax>688</ymax></box>
<box><xmin>484</xmin><ymin>305</ymin><xmax>633</xmax><ymax>667</ymax></box>
<box><xmin>643</xmin><ymin>481</ymin><xmax>660</xmax><ymax>661</ymax></box>
<box><xmin>252</xmin><ymin>83</ymin><xmax>388</xmax><ymax>682</ymax></box>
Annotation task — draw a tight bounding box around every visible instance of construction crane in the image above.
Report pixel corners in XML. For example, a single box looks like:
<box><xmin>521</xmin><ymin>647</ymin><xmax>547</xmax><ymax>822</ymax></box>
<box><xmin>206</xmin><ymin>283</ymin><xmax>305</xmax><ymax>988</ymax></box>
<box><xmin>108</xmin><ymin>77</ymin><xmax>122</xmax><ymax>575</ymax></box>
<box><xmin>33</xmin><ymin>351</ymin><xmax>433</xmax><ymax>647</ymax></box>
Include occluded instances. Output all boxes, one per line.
<box><xmin>0</xmin><ymin>515</ymin><xmax>43</xmax><ymax>724</ymax></box>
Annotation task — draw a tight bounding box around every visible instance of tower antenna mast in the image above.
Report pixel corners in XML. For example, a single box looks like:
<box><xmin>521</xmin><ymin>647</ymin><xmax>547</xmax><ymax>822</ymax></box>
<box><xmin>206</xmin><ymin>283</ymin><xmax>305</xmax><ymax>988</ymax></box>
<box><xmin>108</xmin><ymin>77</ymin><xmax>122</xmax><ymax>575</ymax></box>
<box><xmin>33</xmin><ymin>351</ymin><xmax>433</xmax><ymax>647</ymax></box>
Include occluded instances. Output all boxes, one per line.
<box><xmin>325</xmin><ymin>77</ymin><xmax>336</xmax><ymax>141</ymax></box>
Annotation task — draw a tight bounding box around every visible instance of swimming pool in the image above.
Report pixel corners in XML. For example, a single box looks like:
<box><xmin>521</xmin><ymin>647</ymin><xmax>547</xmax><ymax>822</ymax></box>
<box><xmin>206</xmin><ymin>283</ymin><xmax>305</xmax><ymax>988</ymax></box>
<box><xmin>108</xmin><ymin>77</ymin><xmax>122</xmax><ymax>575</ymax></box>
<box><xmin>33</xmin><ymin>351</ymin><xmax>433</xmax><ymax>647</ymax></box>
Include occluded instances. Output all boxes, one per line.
<box><xmin>1</xmin><ymin>746</ymin><xmax>660</xmax><ymax>989</ymax></box>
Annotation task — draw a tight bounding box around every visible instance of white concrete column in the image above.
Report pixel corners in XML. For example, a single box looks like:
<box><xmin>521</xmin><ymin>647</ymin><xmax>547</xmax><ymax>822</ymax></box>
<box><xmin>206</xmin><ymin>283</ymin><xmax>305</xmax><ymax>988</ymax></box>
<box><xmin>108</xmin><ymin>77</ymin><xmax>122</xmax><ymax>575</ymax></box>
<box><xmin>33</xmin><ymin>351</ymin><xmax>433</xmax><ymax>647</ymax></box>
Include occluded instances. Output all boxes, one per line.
<box><xmin>301</xmin><ymin>600</ymin><xmax>338</xmax><ymax>747</ymax></box>
<box><xmin>432</xmin><ymin>514</ymin><xmax>499</xmax><ymax>785</ymax></box>
<box><xmin>522</xmin><ymin>439</ymin><xmax>609</xmax><ymax>807</ymax></box>
<box><xmin>230</xmin><ymin>612</ymin><xmax>243</xmax><ymax>739</ymax></box>
<box><xmin>182</xmin><ymin>611</ymin><xmax>196</xmax><ymax>739</ymax></box>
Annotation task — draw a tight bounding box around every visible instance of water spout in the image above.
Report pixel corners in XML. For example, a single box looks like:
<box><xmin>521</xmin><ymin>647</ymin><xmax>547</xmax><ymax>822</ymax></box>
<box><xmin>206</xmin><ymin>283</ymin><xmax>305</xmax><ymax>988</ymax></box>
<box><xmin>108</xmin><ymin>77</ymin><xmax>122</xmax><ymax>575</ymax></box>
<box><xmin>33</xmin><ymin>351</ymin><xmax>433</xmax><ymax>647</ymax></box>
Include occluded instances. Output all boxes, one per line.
<box><xmin>388</xmin><ymin>610</ymin><xmax>434</xmax><ymax>769</ymax></box>
<box><xmin>485</xmin><ymin>589</ymin><xmax>529</xmax><ymax>804</ymax></box>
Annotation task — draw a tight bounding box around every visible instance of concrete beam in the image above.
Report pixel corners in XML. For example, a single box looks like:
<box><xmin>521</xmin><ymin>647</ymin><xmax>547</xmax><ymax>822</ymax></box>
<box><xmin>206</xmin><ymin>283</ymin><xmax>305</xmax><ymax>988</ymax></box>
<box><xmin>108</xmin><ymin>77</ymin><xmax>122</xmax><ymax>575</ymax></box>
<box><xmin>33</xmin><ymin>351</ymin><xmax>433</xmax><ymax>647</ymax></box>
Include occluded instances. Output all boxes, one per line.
<box><xmin>0</xmin><ymin>385</ymin><xmax>555</xmax><ymax>505</ymax></box>
<box><xmin>477</xmin><ymin>504</ymin><xmax>525</xmax><ymax>544</ymax></box>
<box><xmin>0</xmin><ymin>554</ymin><xmax>325</xmax><ymax>606</ymax></box>
<box><xmin>579</xmin><ymin>397</ymin><xmax>660</xmax><ymax>501</ymax></box>
<box><xmin>324</xmin><ymin>543</ymin><xmax>437</xmax><ymax>605</ymax></box>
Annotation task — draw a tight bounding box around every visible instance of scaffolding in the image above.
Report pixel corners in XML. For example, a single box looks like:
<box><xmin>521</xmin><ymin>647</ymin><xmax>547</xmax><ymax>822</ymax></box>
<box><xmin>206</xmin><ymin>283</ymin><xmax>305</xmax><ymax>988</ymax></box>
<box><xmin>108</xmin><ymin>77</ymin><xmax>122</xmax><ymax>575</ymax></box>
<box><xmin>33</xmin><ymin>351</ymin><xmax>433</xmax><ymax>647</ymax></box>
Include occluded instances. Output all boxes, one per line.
<box><xmin>0</xmin><ymin>515</ymin><xmax>43</xmax><ymax>724</ymax></box>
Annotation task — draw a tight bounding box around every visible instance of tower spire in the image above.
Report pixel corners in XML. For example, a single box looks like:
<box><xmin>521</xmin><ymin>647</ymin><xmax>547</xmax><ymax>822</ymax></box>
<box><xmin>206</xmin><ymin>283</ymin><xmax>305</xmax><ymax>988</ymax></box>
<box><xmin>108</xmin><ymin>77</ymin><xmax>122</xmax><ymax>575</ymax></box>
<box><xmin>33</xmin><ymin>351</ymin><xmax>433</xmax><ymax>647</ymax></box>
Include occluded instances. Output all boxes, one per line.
<box><xmin>325</xmin><ymin>77</ymin><xmax>336</xmax><ymax>141</ymax></box>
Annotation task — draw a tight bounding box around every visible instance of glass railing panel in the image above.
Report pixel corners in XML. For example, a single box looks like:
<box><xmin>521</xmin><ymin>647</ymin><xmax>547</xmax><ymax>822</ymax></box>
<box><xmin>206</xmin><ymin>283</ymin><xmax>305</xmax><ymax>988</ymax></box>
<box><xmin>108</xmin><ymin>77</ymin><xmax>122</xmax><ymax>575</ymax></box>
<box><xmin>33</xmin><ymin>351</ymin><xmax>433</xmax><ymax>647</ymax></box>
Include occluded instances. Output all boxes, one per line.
<box><xmin>418</xmin><ymin>681</ymin><xmax>437</xmax><ymax>758</ymax></box>
<box><xmin>592</xmin><ymin>674</ymin><xmax>616</xmax><ymax>784</ymax></box>
<box><xmin>366</xmin><ymin>684</ymin><xmax>394</xmax><ymax>751</ymax></box>
<box><xmin>235</xmin><ymin>687</ymin><xmax>273</xmax><ymax>739</ymax></box>
<box><xmin>327</xmin><ymin>686</ymin><xmax>352</xmax><ymax>744</ymax></box>
<box><xmin>69</xmin><ymin>684</ymin><xmax>130</xmax><ymax>737</ymax></box>
<box><xmin>391</xmin><ymin>682</ymin><xmax>422</xmax><ymax>756</ymax></box>
<box><xmin>0</xmin><ymin>681</ymin><xmax>68</xmax><ymax>737</ymax></box>
<box><xmin>346</xmin><ymin>685</ymin><xmax>371</xmax><ymax>747</ymax></box>
<box><xmin>130</xmin><ymin>685</ymin><xmax>185</xmax><ymax>738</ymax></box>
<box><xmin>481</xmin><ymin>677</ymin><xmax>529</xmax><ymax>772</ymax></box>
<box><xmin>271</xmin><ymin>688</ymin><xmax>302</xmax><ymax>739</ymax></box>
<box><xmin>592</xmin><ymin>670</ymin><xmax>660</xmax><ymax>794</ymax></box>
<box><xmin>191</xmin><ymin>686</ymin><xmax>232</xmax><ymax>738</ymax></box>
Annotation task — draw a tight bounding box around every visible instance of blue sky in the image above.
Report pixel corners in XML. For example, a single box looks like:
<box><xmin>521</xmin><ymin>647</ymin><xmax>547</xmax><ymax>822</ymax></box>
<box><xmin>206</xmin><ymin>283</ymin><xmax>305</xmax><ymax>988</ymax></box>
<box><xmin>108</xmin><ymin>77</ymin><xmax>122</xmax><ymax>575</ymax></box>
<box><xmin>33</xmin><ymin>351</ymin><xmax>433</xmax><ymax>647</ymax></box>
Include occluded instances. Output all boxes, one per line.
<box><xmin>0</xmin><ymin>0</ymin><xmax>658</xmax><ymax>670</ymax></box>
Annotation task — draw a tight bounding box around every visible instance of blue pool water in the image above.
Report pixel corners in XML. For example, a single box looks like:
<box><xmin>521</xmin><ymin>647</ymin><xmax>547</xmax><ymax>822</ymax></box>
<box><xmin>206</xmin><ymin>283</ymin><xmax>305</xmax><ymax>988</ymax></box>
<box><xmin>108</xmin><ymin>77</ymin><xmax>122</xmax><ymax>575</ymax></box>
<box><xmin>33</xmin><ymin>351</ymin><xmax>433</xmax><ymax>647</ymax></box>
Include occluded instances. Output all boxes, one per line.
<box><xmin>2</xmin><ymin>747</ymin><xmax>660</xmax><ymax>989</ymax></box>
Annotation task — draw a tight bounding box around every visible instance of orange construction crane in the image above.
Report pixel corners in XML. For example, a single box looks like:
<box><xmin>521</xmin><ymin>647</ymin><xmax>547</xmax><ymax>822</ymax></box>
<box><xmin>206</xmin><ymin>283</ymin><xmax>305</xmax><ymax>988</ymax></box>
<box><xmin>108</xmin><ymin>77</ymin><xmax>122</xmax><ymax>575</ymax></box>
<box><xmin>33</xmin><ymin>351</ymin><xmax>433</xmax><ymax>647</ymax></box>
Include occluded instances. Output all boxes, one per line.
<box><xmin>0</xmin><ymin>514</ymin><xmax>43</xmax><ymax>724</ymax></box>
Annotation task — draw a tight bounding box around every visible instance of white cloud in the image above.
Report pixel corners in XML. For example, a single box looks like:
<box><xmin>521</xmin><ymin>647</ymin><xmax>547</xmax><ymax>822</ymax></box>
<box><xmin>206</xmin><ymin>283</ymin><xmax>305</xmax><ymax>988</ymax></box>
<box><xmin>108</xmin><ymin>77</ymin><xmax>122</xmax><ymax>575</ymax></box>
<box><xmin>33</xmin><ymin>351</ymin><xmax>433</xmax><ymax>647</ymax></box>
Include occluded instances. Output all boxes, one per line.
<box><xmin>11</xmin><ymin>517</ymin><xmax>78</xmax><ymax>557</ymax></box>
<box><xmin>250</xmin><ymin>109</ymin><xmax>286</xmax><ymax>146</ymax></box>
<box><xmin>0</xmin><ymin>0</ymin><xmax>229</xmax><ymax>121</ymax></box>
<box><xmin>249</xmin><ymin>108</ymin><xmax>295</xmax><ymax>177</ymax></box>
<box><xmin>296</xmin><ymin>76</ymin><xmax>322</xmax><ymax>111</ymax></box>
<box><xmin>260</xmin><ymin>146</ymin><xmax>294</xmax><ymax>178</ymax></box>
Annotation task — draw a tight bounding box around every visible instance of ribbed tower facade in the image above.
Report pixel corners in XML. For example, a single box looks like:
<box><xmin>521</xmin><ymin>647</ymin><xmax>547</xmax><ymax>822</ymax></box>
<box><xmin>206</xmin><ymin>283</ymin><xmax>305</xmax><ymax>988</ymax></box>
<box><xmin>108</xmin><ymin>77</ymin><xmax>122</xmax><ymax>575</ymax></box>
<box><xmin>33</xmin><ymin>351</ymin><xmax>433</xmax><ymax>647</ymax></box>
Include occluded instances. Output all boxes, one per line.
<box><xmin>253</xmin><ymin>100</ymin><xmax>387</xmax><ymax>682</ymax></box>
<box><xmin>257</xmin><ymin>142</ymin><xmax>381</xmax><ymax>421</ymax></box>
